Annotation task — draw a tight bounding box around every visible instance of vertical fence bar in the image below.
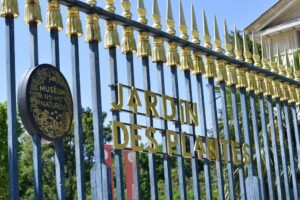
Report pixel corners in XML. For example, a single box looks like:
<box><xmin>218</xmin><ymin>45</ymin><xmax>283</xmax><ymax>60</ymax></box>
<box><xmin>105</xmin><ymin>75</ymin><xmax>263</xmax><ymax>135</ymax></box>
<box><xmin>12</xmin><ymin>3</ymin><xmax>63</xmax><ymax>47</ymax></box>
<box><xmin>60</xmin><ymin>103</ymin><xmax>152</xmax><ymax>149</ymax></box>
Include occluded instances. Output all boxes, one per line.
<box><xmin>49</xmin><ymin>8</ymin><xmax>66</xmax><ymax>196</ymax></box>
<box><xmin>284</xmin><ymin>101</ymin><xmax>299</xmax><ymax>199</ymax></box>
<box><xmin>267</xmin><ymin>95</ymin><xmax>283</xmax><ymax>199</ymax></box>
<box><xmin>156</xmin><ymin>62</ymin><xmax>173</xmax><ymax>200</ymax></box>
<box><xmin>86</xmin><ymin>13</ymin><xmax>106</xmax><ymax>199</ymax></box>
<box><xmin>4</xmin><ymin>16</ymin><xmax>19</xmax><ymax>200</ymax></box>
<box><xmin>108</xmin><ymin>47</ymin><xmax>125</xmax><ymax>200</ymax></box>
<box><xmin>291</xmin><ymin>104</ymin><xmax>300</xmax><ymax>167</ymax></box>
<box><xmin>66</xmin><ymin>6</ymin><xmax>86</xmax><ymax>199</ymax></box>
<box><xmin>275</xmin><ymin>98</ymin><xmax>290</xmax><ymax>198</ymax></box>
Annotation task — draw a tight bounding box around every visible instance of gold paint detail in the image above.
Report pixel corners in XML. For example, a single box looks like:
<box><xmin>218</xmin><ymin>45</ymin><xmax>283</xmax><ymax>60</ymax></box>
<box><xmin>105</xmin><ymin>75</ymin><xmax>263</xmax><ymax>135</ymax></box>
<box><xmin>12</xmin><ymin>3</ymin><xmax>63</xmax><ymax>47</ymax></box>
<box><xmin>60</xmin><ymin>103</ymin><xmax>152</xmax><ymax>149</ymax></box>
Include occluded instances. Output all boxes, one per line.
<box><xmin>192</xmin><ymin>51</ymin><xmax>205</xmax><ymax>75</ymax></box>
<box><xmin>105</xmin><ymin>0</ymin><xmax>116</xmax><ymax>13</ymax></box>
<box><xmin>24</xmin><ymin>0</ymin><xmax>42</xmax><ymax>24</ymax></box>
<box><xmin>66</xmin><ymin>7</ymin><xmax>83</xmax><ymax>37</ymax></box>
<box><xmin>263</xmin><ymin>77</ymin><xmax>273</xmax><ymax>97</ymax></box>
<box><xmin>180</xmin><ymin>47</ymin><xmax>193</xmax><ymax>71</ymax></box>
<box><xmin>152</xmin><ymin>0</ymin><xmax>162</xmax><ymax>30</ymax></box>
<box><xmin>246</xmin><ymin>71</ymin><xmax>257</xmax><ymax>92</ymax></box>
<box><xmin>167</xmin><ymin>41</ymin><xmax>180</xmax><ymax>67</ymax></box>
<box><xmin>137</xmin><ymin>32</ymin><xmax>151</xmax><ymax>58</ymax></box>
<box><xmin>204</xmin><ymin>55</ymin><xmax>216</xmax><ymax>78</ymax></box>
<box><xmin>152</xmin><ymin>37</ymin><xmax>166</xmax><ymax>63</ymax></box>
<box><xmin>236</xmin><ymin>68</ymin><xmax>247</xmax><ymax>88</ymax></box>
<box><xmin>226</xmin><ymin>64</ymin><xmax>237</xmax><ymax>86</ymax></box>
<box><xmin>85</xmin><ymin>14</ymin><xmax>101</xmax><ymax>43</ymax></box>
<box><xmin>216</xmin><ymin>60</ymin><xmax>227</xmax><ymax>83</ymax></box>
<box><xmin>46</xmin><ymin>0</ymin><xmax>63</xmax><ymax>31</ymax></box>
<box><xmin>0</xmin><ymin>0</ymin><xmax>19</xmax><ymax>18</ymax></box>
<box><xmin>271</xmin><ymin>80</ymin><xmax>281</xmax><ymax>100</ymax></box>
<box><xmin>86</xmin><ymin>0</ymin><xmax>97</xmax><ymax>6</ymax></box>
<box><xmin>137</xmin><ymin>0</ymin><xmax>147</xmax><ymax>24</ymax></box>
<box><xmin>104</xmin><ymin>20</ymin><xmax>120</xmax><ymax>48</ymax></box>
<box><xmin>255</xmin><ymin>74</ymin><xmax>264</xmax><ymax>95</ymax></box>
<box><xmin>122</xmin><ymin>26</ymin><xmax>137</xmax><ymax>54</ymax></box>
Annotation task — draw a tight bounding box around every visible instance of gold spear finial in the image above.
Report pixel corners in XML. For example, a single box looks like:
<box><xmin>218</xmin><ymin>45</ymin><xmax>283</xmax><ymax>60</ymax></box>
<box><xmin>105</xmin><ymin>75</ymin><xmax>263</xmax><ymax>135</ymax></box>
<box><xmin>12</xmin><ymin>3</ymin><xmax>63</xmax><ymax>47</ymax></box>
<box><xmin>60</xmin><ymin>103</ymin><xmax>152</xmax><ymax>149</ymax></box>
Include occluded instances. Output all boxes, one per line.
<box><xmin>293</xmin><ymin>50</ymin><xmax>300</xmax><ymax>81</ymax></box>
<box><xmin>46</xmin><ymin>0</ymin><xmax>63</xmax><ymax>31</ymax></box>
<box><xmin>261</xmin><ymin>37</ymin><xmax>269</xmax><ymax>70</ymax></box>
<box><xmin>105</xmin><ymin>0</ymin><xmax>120</xmax><ymax>48</ymax></box>
<box><xmin>24</xmin><ymin>0</ymin><xmax>42</xmax><ymax>24</ymax></box>
<box><xmin>66</xmin><ymin>7</ymin><xmax>83</xmax><ymax>37</ymax></box>
<box><xmin>224</xmin><ymin>20</ymin><xmax>234</xmax><ymax>57</ymax></box>
<box><xmin>166</xmin><ymin>0</ymin><xmax>180</xmax><ymax>66</ymax></box>
<box><xmin>121</xmin><ymin>0</ymin><xmax>137</xmax><ymax>54</ymax></box>
<box><xmin>214</xmin><ymin>16</ymin><xmax>226</xmax><ymax>82</ymax></box>
<box><xmin>137</xmin><ymin>0</ymin><xmax>151</xmax><ymax>57</ymax></box>
<box><xmin>85</xmin><ymin>14</ymin><xmax>101</xmax><ymax>42</ymax></box>
<box><xmin>1</xmin><ymin>0</ymin><xmax>19</xmax><ymax>18</ymax></box>
<box><xmin>179</xmin><ymin>0</ymin><xmax>193</xmax><ymax>71</ymax></box>
<box><xmin>191</xmin><ymin>4</ymin><xmax>204</xmax><ymax>75</ymax></box>
<box><xmin>252</xmin><ymin>32</ymin><xmax>262</xmax><ymax>67</ymax></box>
<box><xmin>269</xmin><ymin>43</ymin><xmax>278</xmax><ymax>73</ymax></box>
<box><xmin>202</xmin><ymin>10</ymin><xmax>212</xmax><ymax>49</ymax></box>
<box><xmin>277</xmin><ymin>44</ymin><xmax>285</xmax><ymax>76</ymax></box>
<box><xmin>152</xmin><ymin>0</ymin><xmax>166</xmax><ymax>62</ymax></box>
<box><xmin>234</xmin><ymin>26</ymin><xmax>243</xmax><ymax>61</ymax></box>
<box><xmin>285</xmin><ymin>49</ymin><xmax>294</xmax><ymax>79</ymax></box>
<box><xmin>243</xmin><ymin>31</ymin><xmax>253</xmax><ymax>64</ymax></box>
<box><xmin>86</xmin><ymin>0</ymin><xmax>97</xmax><ymax>6</ymax></box>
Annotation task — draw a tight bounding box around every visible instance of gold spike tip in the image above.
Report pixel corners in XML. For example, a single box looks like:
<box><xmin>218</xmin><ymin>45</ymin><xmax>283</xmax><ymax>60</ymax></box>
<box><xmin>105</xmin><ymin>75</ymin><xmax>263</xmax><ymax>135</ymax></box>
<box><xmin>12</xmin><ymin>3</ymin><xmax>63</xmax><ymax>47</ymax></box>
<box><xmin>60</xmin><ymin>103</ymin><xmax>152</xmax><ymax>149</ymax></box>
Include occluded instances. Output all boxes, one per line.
<box><xmin>86</xmin><ymin>0</ymin><xmax>97</xmax><ymax>6</ymax></box>
<box><xmin>243</xmin><ymin>32</ymin><xmax>253</xmax><ymax>64</ymax></box>
<box><xmin>202</xmin><ymin>10</ymin><xmax>212</xmax><ymax>49</ymax></box>
<box><xmin>246</xmin><ymin>71</ymin><xmax>257</xmax><ymax>92</ymax></box>
<box><xmin>85</xmin><ymin>14</ymin><xmax>101</xmax><ymax>43</ymax></box>
<box><xmin>122</xmin><ymin>26</ymin><xmax>137</xmax><ymax>54</ymax></box>
<box><xmin>121</xmin><ymin>0</ymin><xmax>132</xmax><ymax>19</ymax></box>
<box><xmin>152</xmin><ymin>37</ymin><xmax>166</xmax><ymax>63</ymax></box>
<box><xmin>191</xmin><ymin>5</ymin><xmax>200</xmax><ymax>44</ymax></box>
<box><xmin>234</xmin><ymin>27</ymin><xmax>243</xmax><ymax>61</ymax></box>
<box><xmin>66</xmin><ymin>7</ymin><xmax>83</xmax><ymax>37</ymax></box>
<box><xmin>104</xmin><ymin>20</ymin><xmax>120</xmax><ymax>48</ymax></box>
<box><xmin>152</xmin><ymin>0</ymin><xmax>162</xmax><ymax>30</ymax></box>
<box><xmin>46</xmin><ymin>0</ymin><xmax>63</xmax><ymax>31</ymax></box>
<box><xmin>137</xmin><ymin>0</ymin><xmax>147</xmax><ymax>24</ymax></box>
<box><xmin>204</xmin><ymin>55</ymin><xmax>217</xmax><ymax>78</ymax></box>
<box><xmin>285</xmin><ymin>50</ymin><xmax>294</xmax><ymax>79</ymax></box>
<box><xmin>297</xmin><ymin>88</ymin><xmax>300</xmax><ymax>106</ymax></box>
<box><xmin>214</xmin><ymin>16</ymin><xmax>222</xmax><ymax>53</ymax></box>
<box><xmin>277</xmin><ymin>47</ymin><xmax>286</xmax><ymax>76</ymax></box>
<box><xmin>24</xmin><ymin>0</ymin><xmax>42</xmax><ymax>25</ymax></box>
<box><xmin>179</xmin><ymin>0</ymin><xmax>188</xmax><ymax>40</ymax></box>
<box><xmin>137</xmin><ymin>32</ymin><xmax>151</xmax><ymax>58</ymax></box>
<box><xmin>252</xmin><ymin>33</ymin><xmax>262</xmax><ymax>67</ymax></box>
<box><xmin>166</xmin><ymin>0</ymin><xmax>176</xmax><ymax>35</ymax></box>
<box><xmin>192</xmin><ymin>51</ymin><xmax>205</xmax><ymax>75</ymax></box>
<box><xmin>224</xmin><ymin>21</ymin><xmax>234</xmax><ymax>58</ymax></box>
<box><xmin>167</xmin><ymin>41</ymin><xmax>180</xmax><ymax>66</ymax></box>
<box><xmin>0</xmin><ymin>0</ymin><xmax>19</xmax><ymax>18</ymax></box>
<box><xmin>261</xmin><ymin>38</ymin><xmax>270</xmax><ymax>70</ymax></box>
<box><xmin>293</xmin><ymin>50</ymin><xmax>300</xmax><ymax>81</ymax></box>
<box><xmin>180</xmin><ymin>47</ymin><xmax>193</xmax><ymax>71</ymax></box>
<box><xmin>269</xmin><ymin>46</ymin><xmax>278</xmax><ymax>73</ymax></box>
<box><xmin>216</xmin><ymin>60</ymin><xmax>227</xmax><ymax>83</ymax></box>
<box><xmin>105</xmin><ymin>0</ymin><xmax>116</xmax><ymax>13</ymax></box>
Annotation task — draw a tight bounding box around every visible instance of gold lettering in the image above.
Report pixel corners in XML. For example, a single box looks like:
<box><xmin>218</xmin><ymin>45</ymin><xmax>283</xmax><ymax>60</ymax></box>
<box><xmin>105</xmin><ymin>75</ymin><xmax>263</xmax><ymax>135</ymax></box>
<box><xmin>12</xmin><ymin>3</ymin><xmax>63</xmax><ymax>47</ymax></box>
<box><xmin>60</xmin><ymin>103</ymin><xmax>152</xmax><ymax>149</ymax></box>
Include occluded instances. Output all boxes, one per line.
<box><xmin>144</xmin><ymin>90</ymin><xmax>159</xmax><ymax>118</ymax></box>
<box><xmin>194</xmin><ymin>136</ymin><xmax>205</xmax><ymax>159</ymax></box>
<box><xmin>242</xmin><ymin>143</ymin><xmax>251</xmax><ymax>165</ymax></box>
<box><xmin>162</xmin><ymin>95</ymin><xmax>176</xmax><ymax>121</ymax></box>
<box><xmin>181</xmin><ymin>132</ymin><xmax>192</xmax><ymax>158</ymax></box>
<box><xmin>206</xmin><ymin>137</ymin><xmax>219</xmax><ymax>161</ymax></box>
<box><xmin>145</xmin><ymin>127</ymin><xmax>158</xmax><ymax>154</ymax></box>
<box><xmin>130</xmin><ymin>124</ymin><xmax>143</xmax><ymax>152</ymax></box>
<box><xmin>180</xmin><ymin>100</ymin><xmax>185</xmax><ymax>124</ymax></box>
<box><xmin>166</xmin><ymin>130</ymin><xmax>178</xmax><ymax>155</ymax></box>
<box><xmin>219</xmin><ymin>139</ymin><xmax>230</xmax><ymax>162</ymax></box>
<box><xmin>187</xmin><ymin>102</ymin><xmax>199</xmax><ymax>127</ymax></box>
<box><xmin>231</xmin><ymin>141</ymin><xmax>241</xmax><ymax>165</ymax></box>
<box><xmin>112</xmin><ymin>121</ymin><xmax>129</xmax><ymax>150</ymax></box>
<box><xmin>111</xmin><ymin>84</ymin><xmax>123</xmax><ymax>110</ymax></box>
<box><xmin>127</xmin><ymin>87</ymin><xmax>142</xmax><ymax>114</ymax></box>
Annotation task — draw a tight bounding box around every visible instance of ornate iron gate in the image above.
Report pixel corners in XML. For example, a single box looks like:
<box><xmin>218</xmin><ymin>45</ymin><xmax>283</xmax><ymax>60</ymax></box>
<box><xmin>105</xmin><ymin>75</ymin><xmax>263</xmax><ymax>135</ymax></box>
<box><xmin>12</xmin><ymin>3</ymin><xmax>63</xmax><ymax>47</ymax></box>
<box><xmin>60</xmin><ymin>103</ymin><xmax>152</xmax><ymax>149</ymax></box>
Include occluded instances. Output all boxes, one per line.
<box><xmin>1</xmin><ymin>0</ymin><xmax>300</xmax><ymax>199</ymax></box>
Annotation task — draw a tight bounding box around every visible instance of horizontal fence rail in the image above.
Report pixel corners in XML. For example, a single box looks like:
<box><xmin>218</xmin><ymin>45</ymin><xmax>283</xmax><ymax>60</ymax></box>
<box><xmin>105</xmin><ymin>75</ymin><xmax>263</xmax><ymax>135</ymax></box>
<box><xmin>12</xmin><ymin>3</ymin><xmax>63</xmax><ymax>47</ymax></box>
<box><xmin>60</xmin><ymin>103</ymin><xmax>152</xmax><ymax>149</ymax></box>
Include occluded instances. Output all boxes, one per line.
<box><xmin>1</xmin><ymin>0</ymin><xmax>300</xmax><ymax>200</ymax></box>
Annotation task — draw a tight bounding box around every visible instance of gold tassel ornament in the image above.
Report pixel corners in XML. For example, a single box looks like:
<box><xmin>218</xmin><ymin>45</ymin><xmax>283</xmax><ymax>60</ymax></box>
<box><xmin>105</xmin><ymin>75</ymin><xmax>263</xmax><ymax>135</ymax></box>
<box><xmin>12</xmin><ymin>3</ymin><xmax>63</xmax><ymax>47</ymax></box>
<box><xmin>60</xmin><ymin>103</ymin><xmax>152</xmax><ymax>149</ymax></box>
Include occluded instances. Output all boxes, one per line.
<box><xmin>66</xmin><ymin>7</ymin><xmax>83</xmax><ymax>37</ymax></box>
<box><xmin>272</xmin><ymin>80</ymin><xmax>281</xmax><ymax>100</ymax></box>
<box><xmin>104</xmin><ymin>0</ymin><xmax>120</xmax><ymax>48</ymax></box>
<box><xmin>246</xmin><ymin>71</ymin><xmax>257</xmax><ymax>92</ymax></box>
<box><xmin>137</xmin><ymin>0</ymin><xmax>151</xmax><ymax>58</ymax></box>
<box><xmin>236</xmin><ymin>68</ymin><xmax>247</xmax><ymax>89</ymax></box>
<box><xmin>24</xmin><ymin>0</ymin><xmax>42</xmax><ymax>24</ymax></box>
<box><xmin>288</xmin><ymin>85</ymin><xmax>296</xmax><ymax>104</ymax></box>
<box><xmin>121</xmin><ymin>0</ymin><xmax>136</xmax><ymax>54</ymax></box>
<box><xmin>85</xmin><ymin>14</ymin><xmax>101</xmax><ymax>43</ymax></box>
<box><xmin>255</xmin><ymin>74</ymin><xmax>265</xmax><ymax>95</ymax></box>
<box><xmin>46</xmin><ymin>0</ymin><xmax>63</xmax><ymax>31</ymax></box>
<box><xmin>280</xmin><ymin>82</ymin><xmax>289</xmax><ymax>102</ymax></box>
<box><xmin>263</xmin><ymin>77</ymin><xmax>273</xmax><ymax>97</ymax></box>
<box><xmin>1</xmin><ymin>0</ymin><xmax>19</xmax><ymax>18</ymax></box>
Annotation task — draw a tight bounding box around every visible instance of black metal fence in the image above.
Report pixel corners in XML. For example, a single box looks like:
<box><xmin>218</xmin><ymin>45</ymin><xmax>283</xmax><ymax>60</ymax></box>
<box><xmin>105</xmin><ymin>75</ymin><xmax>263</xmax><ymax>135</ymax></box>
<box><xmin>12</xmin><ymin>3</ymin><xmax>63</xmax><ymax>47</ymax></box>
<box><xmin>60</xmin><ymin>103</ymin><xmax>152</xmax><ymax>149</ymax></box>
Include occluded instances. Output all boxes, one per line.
<box><xmin>2</xmin><ymin>0</ymin><xmax>300</xmax><ymax>199</ymax></box>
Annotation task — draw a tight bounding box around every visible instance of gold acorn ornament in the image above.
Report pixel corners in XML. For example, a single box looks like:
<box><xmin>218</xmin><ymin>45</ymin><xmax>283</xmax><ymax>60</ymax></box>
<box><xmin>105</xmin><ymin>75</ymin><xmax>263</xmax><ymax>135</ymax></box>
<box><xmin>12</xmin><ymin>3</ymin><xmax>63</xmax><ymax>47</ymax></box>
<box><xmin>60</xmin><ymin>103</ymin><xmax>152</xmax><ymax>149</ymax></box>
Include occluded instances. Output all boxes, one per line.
<box><xmin>152</xmin><ymin>0</ymin><xmax>166</xmax><ymax>63</ymax></box>
<box><xmin>179</xmin><ymin>0</ymin><xmax>193</xmax><ymax>71</ymax></box>
<box><xmin>137</xmin><ymin>0</ymin><xmax>151</xmax><ymax>58</ymax></box>
<box><xmin>66</xmin><ymin>7</ymin><xmax>83</xmax><ymax>37</ymax></box>
<box><xmin>24</xmin><ymin>0</ymin><xmax>42</xmax><ymax>24</ymax></box>
<box><xmin>121</xmin><ymin>0</ymin><xmax>137</xmax><ymax>54</ymax></box>
<box><xmin>1</xmin><ymin>0</ymin><xmax>19</xmax><ymax>18</ymax></box>
<box><xmin>191</xmin><ymin>5</ymin><xmax>204</xmax><ymax>75</ymax></box>
<box><xmin>224</xmin><ymin>20</ymin><xmax>237</xmax><ymax>86</ymax></box>
<box><xmin>203</xmin><ymin>10</ymin><xmax>216</xmax><ymax>78</ymax></box>
<box><xmin>166</xmin><ymin>0</ymin><xmax>180</xmax><ymax>66</ymax></box>
<box><xmin>46</xmin><ymin>0</ymin><xmax>63</xmax><ymax>31</ymax></box>
<box><xmin>104</xmin><ymin>0</ymin><xmax>120</xmax><ymax>48</ymax></box>
<box><xmin>214</xmin><ymin>16</ymin><xmax>226</xmax><ymax>83</ymax></box>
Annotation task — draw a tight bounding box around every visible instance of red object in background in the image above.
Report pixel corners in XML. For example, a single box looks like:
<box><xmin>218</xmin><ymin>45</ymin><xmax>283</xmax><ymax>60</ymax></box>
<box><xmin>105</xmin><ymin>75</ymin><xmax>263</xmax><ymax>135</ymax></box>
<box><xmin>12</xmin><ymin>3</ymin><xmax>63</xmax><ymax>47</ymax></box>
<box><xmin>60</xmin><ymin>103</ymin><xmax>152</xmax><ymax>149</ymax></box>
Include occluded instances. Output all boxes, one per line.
<box><xmin>104</xmin><ymin>145</ymin><xmax>114</xmax><ymax>199</ymax></box>
<box><xmin>124</xmin><ymin>150</ymin><xmax>135</xmax><ymax>200</ymax></box>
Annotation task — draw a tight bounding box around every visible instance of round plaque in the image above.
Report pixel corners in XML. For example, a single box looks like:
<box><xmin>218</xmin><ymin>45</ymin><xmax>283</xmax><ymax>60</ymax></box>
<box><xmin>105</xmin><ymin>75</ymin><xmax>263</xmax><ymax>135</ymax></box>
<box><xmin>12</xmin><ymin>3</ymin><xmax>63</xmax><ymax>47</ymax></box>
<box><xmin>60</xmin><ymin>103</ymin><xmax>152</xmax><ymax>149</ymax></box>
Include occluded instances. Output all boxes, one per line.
<box><xmin>18</xmin><ymin>64</ymin><xmax>73</xmax><ymax>141</ymax></box>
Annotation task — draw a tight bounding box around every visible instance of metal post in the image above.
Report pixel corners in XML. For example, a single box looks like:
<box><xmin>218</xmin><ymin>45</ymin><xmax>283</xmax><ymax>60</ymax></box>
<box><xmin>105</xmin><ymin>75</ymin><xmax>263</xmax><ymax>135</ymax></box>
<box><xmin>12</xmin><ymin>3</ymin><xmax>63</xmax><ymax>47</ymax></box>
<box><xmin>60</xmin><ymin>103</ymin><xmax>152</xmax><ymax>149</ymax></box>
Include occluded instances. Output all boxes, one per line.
<box><xmin>208</xmin><ymin>77</ymin><xmax>225</xmax><ymax>200</ymax></box>
<box><xmin>283</xmin><ymin>101</ymin><xmax>299</xmax><ymax>199</ymax></box>
<box><xmin>195</xmin><ymin>74</ymin><xmax>212</xmax><ymax>200</ymax></box>
<box><xmin>156</xmin><ymin>61</ymin><xmax>173</xmax><ymax>200</ymax></box>
<box><xmin>184</xmin><ymin>71</ymin><xmax>201</xmax><ymax>199</ymax></box>
<box><xmin>5</xmin><ymin>17</ymin><xmax>19</xmax><ymax>200</ymax></box>
<box><xmin>258</xmin><ymin>94</ymin><xmax>274</xmax><ymax>200</ymax></box>
<box><xmin>291</xmin><ymin>104</ymin><xmax>300</xmax><ymax>167</ymax></box>
<box><xmin>170</xmin><ymin>66</ymin><xmax>187</xmax><ymax>200</ymax></box>
<box><xmin>219</xmin><ymin>82</ymin><xmax>235</xmax><ymax>200</ymax></box>
<box><xmin>267</xmin><ymin>96</ymin><xmax>282</xmax><ymax>199</ymax></box>
<box><xmin>50</xmin><ymin>29</ymin><xmax>66</xmax><ymax>200</ymax></box>
<box><xmin>126</xmin><ymin>53</ymin><xmax>141</xmax><ymax>199</ymax></box>
<box><xmin>70</xmin><ymin>34</ymin><xmax>86</xmax><ymax>200</ymax></box>
<box><xmin>29</xmin><ymin>22</ymin><xmax>43</xmax><ymax>200</ymax></box>
<box><xmin>249</xmin><ymin>91</ymin><xmax>265</xmax><ymax>199</ymax></box>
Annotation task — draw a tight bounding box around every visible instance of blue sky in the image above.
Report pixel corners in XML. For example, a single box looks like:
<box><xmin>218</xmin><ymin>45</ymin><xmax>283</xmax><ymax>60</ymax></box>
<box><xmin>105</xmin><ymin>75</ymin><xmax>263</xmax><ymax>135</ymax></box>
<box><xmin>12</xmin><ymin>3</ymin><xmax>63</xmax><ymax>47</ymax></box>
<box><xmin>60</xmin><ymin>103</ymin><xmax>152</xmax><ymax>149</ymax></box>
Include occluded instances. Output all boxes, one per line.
<box><xmin>0</xmin><ymin>0</ymin><xmax>277</xmax><ymax>135</ymax></box>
